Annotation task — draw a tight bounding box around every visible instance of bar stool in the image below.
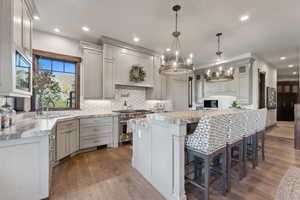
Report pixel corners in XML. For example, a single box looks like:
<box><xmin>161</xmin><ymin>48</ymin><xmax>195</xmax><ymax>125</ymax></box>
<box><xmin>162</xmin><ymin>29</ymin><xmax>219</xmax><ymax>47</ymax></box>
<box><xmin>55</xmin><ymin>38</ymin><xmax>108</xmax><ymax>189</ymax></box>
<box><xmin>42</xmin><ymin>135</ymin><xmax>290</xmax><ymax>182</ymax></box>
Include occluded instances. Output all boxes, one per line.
<box><xmin>244</xmin><ymin>110</ymin><xmax>259</xmax><ymax>172</ymax></box>
<box><xmin>256</xmin><ymin>108</ymin><xmax>267</xmax><ymax>162</ymax></box>
<box><xmin>185</xmin><ymin>114</ymin><xmax>228</xmax><ymax>200</ymax></box>
<box><xmin>226</xmin><ymin>111</ymin><xmax>247</xmax><ymax>192</ymax></box>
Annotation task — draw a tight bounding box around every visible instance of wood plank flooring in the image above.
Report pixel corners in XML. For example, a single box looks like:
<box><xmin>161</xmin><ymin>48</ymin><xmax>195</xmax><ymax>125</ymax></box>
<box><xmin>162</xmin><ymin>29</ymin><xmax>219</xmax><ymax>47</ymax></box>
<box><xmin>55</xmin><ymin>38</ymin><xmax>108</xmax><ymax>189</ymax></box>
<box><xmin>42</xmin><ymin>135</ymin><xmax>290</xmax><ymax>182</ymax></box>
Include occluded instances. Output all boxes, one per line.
<box><xmin>50</xmin><ymin>126</ymin><xmax>300</xmax><ymax>200</ymax></box>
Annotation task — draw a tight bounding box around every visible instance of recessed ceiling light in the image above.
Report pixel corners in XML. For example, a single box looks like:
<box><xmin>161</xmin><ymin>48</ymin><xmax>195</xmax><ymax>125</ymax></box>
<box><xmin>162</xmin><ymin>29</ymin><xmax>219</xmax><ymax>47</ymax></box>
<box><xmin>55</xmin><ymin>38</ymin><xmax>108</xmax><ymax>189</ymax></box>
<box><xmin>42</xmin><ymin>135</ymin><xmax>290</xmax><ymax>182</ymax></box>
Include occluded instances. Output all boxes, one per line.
<box><xmin>280</xmin><ymin>56</ymin><xmax>286</xmax><ymax>60</ymax></box>
<box><xmin>33</xmin><ymin>15</ymin><xmax>40</xmax><ymax>20</ymax></box>
<box><xmin>166</xmin><ymin>48</ymin><xmax>171</xmax><ymax>52</ymax></box>
<box><xmin>288</xmin><ymin>64</ymin><xmax>294</xmax><ymax>68</ymax></box>
<box><xmin>293</xmin><ymin>71</ymin><xmax>298</xmax><ymax>75</ymax></box>
<box><xmin>240</xmin><ymin>15</ymin><xmax>249</xmax><ymax>22</ymax></box>
<box><xmin>54</xmin><ymin>28</ymin><xmax>60</xmax><ymax>33</ymax></box>
<box><xmin>133</xmin><ymin>37</ymin><xmax>140</xmax><ymax>42</ymax></box>
<box><xmin>82</xmin><ymin>26</ymin><xmax>90</xmax><ymax>32</ymax></box>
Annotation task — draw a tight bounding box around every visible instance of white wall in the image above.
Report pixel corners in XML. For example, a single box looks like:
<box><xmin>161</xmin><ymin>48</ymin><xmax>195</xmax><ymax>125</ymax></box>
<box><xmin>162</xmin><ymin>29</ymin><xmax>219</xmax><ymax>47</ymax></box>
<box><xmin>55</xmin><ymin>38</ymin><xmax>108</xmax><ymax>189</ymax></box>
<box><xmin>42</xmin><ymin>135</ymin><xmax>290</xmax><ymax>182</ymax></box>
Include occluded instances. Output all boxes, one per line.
<box><xmin>33</xmin><ymin>30</ymin><xmax>82</xmax><ymax>57</ymax></box>
<box><xmin>252</xmin><ymin>58</ymin><xmax>277</xmax><ymax>127</ymax></box>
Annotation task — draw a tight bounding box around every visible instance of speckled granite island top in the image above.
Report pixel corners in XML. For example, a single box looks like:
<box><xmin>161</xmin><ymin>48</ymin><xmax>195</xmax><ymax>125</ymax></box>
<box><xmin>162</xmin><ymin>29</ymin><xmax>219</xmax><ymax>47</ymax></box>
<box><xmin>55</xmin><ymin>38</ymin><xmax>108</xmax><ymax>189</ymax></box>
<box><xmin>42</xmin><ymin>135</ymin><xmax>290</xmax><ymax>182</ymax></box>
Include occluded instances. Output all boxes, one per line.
<box><xmin>146</xmin><ymin>109</ymin><xmax>245</xmax><ymax>124</ymax></box>
<box><xmin>0</xmin><ymin>111</ymin><xmax>119</xmax><ymax>141</ymax></box>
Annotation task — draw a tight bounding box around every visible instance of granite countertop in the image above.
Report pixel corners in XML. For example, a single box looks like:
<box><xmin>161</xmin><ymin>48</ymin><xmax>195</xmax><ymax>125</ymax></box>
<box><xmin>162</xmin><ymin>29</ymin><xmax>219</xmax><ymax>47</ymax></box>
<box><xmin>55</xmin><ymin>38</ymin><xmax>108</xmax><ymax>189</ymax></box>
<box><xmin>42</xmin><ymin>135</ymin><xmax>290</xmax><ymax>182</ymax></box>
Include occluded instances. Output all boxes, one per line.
<box><xmin>145</xmin><ymin>109</ymin><xmax>246</xmax><ymax>124</ymax></box>
<box><xmin>0</xmin><ymin>111</ymin><xmax>119</xmax><ymax>142</ymax></box>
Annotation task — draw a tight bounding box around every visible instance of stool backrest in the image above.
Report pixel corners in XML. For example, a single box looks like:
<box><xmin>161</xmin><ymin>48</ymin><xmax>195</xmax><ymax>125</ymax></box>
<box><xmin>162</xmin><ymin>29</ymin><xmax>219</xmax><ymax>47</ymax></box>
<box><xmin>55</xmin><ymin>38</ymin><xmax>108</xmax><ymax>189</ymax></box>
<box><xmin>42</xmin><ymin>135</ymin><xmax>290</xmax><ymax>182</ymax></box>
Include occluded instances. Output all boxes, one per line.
<box><xmin>257</xmin><ymin>108</ymin><xmax>267</xmax><ymax>132</ymax></box>
<box><xmin>244</xmin><ymin>110</ymin><xmax>258</xmax><ymax>136</ymax></box>
<box><xmin>185</xmin><ymin>113</ymin><xmax>228</xmax><ymax>154</ymax></box>
<box><xmin>227</xmin><ymin>111</ymin><xmax>247</xmax><ymax>144</ymax></box>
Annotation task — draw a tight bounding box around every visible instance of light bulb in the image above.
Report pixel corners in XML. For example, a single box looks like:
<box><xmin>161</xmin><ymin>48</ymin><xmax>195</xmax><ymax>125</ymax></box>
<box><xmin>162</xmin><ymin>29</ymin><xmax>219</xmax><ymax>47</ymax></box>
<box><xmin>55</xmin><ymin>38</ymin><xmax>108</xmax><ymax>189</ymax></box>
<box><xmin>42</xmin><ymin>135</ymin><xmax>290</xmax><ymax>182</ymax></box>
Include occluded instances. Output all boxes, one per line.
<box><xmin>175</xmin><ymin>51</ymin><xmax>179</xmax><ymax>56</ymax></box>
<box><xmin>173</xmin><ymin>62</ymin><xmax>177</xmax><ymax>66</ymax></box>
<box><xmin>219</xmin><ymin>66</ymin><xmax>223</xmax><ymax>71</ymax></box>
<box><xmin>189</xmin><ymin>53</ymin><xmax>193</xmax><ymax>58</ymax></box>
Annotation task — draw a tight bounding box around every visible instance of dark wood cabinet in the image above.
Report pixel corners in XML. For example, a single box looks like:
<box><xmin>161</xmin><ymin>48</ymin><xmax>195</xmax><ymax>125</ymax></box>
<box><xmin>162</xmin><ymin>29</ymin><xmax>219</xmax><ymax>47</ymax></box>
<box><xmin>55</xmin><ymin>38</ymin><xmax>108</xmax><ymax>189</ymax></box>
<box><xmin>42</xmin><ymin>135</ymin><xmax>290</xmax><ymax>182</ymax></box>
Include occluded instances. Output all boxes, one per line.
<box><xmin>277</xmin><ymin>81</ymin><xmax>299</xmax><ymax>121</ymax></box>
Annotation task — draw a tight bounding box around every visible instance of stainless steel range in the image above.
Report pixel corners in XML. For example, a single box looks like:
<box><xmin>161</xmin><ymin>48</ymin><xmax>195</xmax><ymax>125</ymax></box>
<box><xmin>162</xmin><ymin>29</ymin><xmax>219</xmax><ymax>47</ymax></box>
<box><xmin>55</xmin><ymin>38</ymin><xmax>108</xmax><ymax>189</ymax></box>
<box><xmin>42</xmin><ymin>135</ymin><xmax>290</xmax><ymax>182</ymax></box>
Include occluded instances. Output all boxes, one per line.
<box><xmin>114</xmin><ymin>109</ymin><xmax>153</xmax><ymax>143</ymax></box>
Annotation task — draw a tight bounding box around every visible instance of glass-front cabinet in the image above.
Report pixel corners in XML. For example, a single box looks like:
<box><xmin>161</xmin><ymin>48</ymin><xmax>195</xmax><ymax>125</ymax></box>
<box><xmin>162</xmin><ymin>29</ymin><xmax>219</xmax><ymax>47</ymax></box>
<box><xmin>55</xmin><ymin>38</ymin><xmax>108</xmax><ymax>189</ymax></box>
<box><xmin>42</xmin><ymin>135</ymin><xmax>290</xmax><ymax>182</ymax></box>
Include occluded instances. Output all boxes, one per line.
<box><xmin>0</xmin><ymin>0</ymin><xmax>33</xmax><ymax>97</ymax></box>
<box><xmin>15</xmin><ymin>51</ymin><xmax>31</xmax><ymax>92</ymax></box>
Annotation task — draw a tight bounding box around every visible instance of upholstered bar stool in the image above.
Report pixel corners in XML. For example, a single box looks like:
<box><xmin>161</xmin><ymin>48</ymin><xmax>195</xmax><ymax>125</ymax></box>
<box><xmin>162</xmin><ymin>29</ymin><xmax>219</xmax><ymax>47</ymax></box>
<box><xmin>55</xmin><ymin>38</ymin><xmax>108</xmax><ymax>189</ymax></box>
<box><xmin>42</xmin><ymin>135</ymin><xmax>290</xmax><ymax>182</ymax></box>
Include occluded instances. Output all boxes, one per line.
<box><xmin>226</xmin><ymin>111</ymin><xmax>247</xmax><ymax>192</ymax></box>
<box><xmin>244</xmin><ymin>110</ymin><xmax>259</xmax><ymax>172</ymax></box>
<box><xmin>256</xmin><ymin>108</ymin><xmax>267</xmax><ymax>162</ymax></box>
<box><xmin>185</xmin><ymin>114</ymin><xmax>228</xmax><ymax>200</ymax></box>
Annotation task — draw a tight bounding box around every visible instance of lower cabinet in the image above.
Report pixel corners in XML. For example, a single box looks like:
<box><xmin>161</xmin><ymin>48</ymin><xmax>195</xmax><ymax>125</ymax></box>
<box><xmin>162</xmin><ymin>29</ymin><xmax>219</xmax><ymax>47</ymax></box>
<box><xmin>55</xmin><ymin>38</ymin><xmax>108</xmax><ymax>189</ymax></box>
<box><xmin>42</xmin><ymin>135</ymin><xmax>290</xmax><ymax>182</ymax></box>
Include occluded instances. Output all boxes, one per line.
<box><xmin>80</xmin><ymin>117</ymin><xmax>113</xmax><ymax>149</ymax></box>
<box><xmin>56</xmin><ymin>119</ymin><xmax>79</xmax><ymax>160</ymax></box>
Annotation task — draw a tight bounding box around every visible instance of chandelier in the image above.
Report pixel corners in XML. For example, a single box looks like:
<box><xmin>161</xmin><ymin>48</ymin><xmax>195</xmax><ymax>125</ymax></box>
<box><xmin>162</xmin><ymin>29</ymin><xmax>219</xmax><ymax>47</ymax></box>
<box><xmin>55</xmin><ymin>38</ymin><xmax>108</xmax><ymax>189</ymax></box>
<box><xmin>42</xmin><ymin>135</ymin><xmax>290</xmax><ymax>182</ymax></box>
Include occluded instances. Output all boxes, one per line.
<box><xmin>205</xmin><ymin>33</ymin><xmax>235</xmax><ymax>82</ymax></box>
<box><xmin>159</xmin><ymin>5</ymin><xmax>194</xmax><ymax>76</ymax></box>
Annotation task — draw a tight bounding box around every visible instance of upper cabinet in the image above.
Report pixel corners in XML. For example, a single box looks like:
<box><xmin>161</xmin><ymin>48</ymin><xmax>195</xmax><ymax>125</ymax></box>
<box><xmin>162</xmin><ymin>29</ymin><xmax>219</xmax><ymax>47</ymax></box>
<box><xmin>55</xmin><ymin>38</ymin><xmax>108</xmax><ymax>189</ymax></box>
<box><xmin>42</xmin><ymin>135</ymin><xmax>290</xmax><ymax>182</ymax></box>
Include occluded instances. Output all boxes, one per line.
<box><xmin>146</xmin><ymin>56</ymin><xmax>167</xmax><ymax>100</ymax></box>
<box><xmin>81</xmin><ymin>42</ymin><xmax>103</xmax><ymax>99</ymax></box>
<box><xmin>103</xmin><ymin>44</ymin><xmax>115</xmax><ymax>99</ymax></box>
<box><xmin>114</xmin><ymin>48</ymin><xmax>154</xmax><ymax>88</ymax></box>
<box><xmin>200</xmin><ymin>57</ymin><xmax>254</xmax><ymax>105</ymax></box>
<box><xmin>0</xmin><ymin>0</ymin><xmax>33</xmax><ymax>97</ymax></box>
<box><xmin>101</xmin><ymin>36</ymin><xmax>155</xmax><ymax>89</ymax></box>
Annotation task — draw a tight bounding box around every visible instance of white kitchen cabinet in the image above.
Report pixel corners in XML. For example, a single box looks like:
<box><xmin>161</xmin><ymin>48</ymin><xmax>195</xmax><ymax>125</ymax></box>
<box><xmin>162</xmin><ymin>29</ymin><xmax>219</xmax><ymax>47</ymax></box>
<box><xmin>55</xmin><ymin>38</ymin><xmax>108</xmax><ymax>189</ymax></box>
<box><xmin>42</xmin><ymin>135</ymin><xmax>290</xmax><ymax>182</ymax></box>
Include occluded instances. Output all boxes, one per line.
<box><xmin>56</xmin><ymin>120</ymin><xmax>79</xmax><ymax>160</ymax></box>
<box><xmin>146</xmin><ymin>56</ymin><xmax>167</xmax><ymax>99</ymax></box>
<box><xmin>237</xmin><ymin>63</ymin><xmax>252</xmax><ymax>105</ymax></box>
<box><xmin>0</xmin><ymin>136</ymin><xmax>49</xmax><ymax>200</ymax></box>
<box><xmin>22</xmin><ymin>2</ymin><xmax>32</xmax><ymax>59</ymax></box>
<box><xmin>0</xmin><ymin>0</ymin><xmax>33</xmax><ymax>97</ymax></box>
<box><xmin>13</xmin><ymin>0</ymin><xmax>23</xmax><ymax>49</ymax></box>
<box><xmin>81</xmin><ymin>43</ymin><xmax>103</xmax><ymax>99</ymax></box>
<box><xmin>80</xmin><ymin>116</ymin><xmax>116</xmax><ymax>149</ymax></box>
<box><xmin>103</xmin><ymin>44</ymin><xmax>115</xmax><ymax>99</ymax></box>
<box><xmin>114</xmin><ymin>47</ymin><xmax>154</xmax><ymax>88</ymax></box>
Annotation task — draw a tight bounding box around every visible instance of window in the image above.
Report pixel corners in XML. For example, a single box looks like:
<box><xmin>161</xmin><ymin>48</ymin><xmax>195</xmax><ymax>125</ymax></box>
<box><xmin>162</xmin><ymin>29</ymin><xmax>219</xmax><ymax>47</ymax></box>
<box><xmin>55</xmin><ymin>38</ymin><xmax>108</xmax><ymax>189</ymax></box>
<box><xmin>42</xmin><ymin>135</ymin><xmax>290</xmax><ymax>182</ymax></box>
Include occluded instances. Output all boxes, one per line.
<box><xmin>32</xmin><ymin>50</ymin><xmax>81</xmax><ymax>110</ymax></box>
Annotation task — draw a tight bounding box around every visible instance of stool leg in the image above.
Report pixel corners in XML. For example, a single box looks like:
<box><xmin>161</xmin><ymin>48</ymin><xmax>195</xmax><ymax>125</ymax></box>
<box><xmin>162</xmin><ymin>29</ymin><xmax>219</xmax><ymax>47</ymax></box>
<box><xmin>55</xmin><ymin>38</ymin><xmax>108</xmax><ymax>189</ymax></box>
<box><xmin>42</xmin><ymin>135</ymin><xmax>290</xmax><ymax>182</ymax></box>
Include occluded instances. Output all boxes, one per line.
<box><xmin>226</xmin><ymin>145</ymin><xmax>232</xmax><ymax>193</ymax></box>
<box><xmin>252</xmin><ymin>136</ymin><xmax>256</xmax><ymax>169</ymax></box>
<box><xmin>243</xmin><ymin>137</ymin><xmax>247</xmax><ymax>177</ymax></box>
<box><xmin>262</xmin><ymin>131</ymin><xmax>265</xmax><ymax>161</ymax></box>
<box><xmin>255</xmin><ymin>133</ymin><xmax>259</xmax><ymax>167</ymax></box>
<box><xmin>239</xmin><ymin>143</ymin><xmax>243</xmax><ymax>180</ymax></box>
<box><xmin>204</xmin><ymin>157</ymin><xmax>210</xmax><ymax>200</ymax></box>
<box><xmin>222</xmin><ymin>150</ymin><xmax>227</xmax><ymax>196</ymax></box>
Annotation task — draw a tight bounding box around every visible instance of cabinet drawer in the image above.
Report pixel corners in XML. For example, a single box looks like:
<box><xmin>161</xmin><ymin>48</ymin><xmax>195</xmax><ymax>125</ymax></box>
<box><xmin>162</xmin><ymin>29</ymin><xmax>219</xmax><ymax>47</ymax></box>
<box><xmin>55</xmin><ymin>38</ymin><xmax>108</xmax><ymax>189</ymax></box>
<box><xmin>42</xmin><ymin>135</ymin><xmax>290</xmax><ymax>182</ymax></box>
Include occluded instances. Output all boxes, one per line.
<box><xmin>80</xmin><ymin>126</ymin><xmax>112</xmax><ymax>137</ymax></box>
<box><xmin>57</xmin><ymin>120</ymin><xmax>79</xmax><ymax>131</ymax></box>
<box><xmin>80</xmin><ymin>135</ymin><xmax>112</xmax><ymax>149</ymax></box>
<box><xmin>80</xmin><ymin>117</ymin><xmax>113</xmax><ymax>127</ymax></box>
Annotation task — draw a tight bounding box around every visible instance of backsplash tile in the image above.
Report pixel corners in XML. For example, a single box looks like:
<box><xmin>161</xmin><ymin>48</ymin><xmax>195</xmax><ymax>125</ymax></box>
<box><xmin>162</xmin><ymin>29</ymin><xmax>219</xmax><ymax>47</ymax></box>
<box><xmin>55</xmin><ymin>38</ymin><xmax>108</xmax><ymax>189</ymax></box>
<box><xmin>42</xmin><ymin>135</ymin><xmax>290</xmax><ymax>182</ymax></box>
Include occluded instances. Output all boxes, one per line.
<box><xmin>111</xmin><ymin>86</ymin><xmax>146</xmax><ymax>110</ymax></box>
<box><xmin>80</xmin><ymin>86</ymin><xmax>173</xmax><ymax>112</ymax></box>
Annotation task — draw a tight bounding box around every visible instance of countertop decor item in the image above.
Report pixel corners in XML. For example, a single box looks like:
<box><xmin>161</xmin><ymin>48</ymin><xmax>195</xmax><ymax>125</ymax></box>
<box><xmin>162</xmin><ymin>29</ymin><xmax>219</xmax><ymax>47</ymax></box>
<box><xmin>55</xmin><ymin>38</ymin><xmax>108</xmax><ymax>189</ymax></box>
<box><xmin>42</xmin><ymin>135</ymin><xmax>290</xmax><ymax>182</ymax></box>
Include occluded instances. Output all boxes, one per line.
<box><xmin>159</xmin><ymin>4</ymin><xmax>194</xmax><ymax>76</ymax></box>
<box><xmin>129</xmin><ymin>65</ymin><xmax>146</xmax><ymax>82</ymax></box>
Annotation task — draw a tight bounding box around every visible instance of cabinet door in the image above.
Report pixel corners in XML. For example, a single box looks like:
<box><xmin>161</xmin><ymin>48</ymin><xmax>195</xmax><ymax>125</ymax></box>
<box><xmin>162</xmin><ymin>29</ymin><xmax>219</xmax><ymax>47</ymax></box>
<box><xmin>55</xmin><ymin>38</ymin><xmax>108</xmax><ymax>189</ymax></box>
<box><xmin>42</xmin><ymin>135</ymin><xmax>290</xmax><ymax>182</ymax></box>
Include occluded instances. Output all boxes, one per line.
<box><xmin>103</xmin><ymin>60</ymin><xmax>114</xmax><ymax>99</ymax></box>
<box><xmin>56</xmin><ymin>131</ymin><xmax>69</xmax><ymax>160</ymax></box>
<box><xmin>13</xmin><ymin>0</ymin><xmax>23</xmax><ymax>49</ymax></box>
<box><xmin>22</xmin><ymin>3</ymin><xmax>32</xmax><ymax>59</ymax></box>
<box><xmin>69</xmin><ymin>128</ymin><xmax>79</xmax><ymax>154</ymax></box>
<box><xmin>83</xmin><ymin>49</ymin><xmax>103</xmax><ymax>99</ymax></box>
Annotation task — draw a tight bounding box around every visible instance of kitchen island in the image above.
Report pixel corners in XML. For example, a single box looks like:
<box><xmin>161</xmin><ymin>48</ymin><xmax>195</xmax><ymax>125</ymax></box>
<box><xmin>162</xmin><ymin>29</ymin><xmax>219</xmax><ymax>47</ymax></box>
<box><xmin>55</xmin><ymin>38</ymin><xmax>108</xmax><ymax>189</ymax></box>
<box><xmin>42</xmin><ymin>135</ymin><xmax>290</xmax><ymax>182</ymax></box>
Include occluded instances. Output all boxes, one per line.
<box><xmin>131</xmin><ymin>110</ymin><xmax>243</xmax><ymax>200</ymax></box>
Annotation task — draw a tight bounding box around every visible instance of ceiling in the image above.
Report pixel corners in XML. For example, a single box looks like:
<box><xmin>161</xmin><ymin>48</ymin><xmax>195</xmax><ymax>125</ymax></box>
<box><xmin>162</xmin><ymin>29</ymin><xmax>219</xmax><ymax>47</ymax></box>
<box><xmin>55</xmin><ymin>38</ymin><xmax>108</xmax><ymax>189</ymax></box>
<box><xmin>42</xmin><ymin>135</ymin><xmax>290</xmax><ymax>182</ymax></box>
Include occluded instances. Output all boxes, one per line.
<box><xmin>34</xmin><ymin>0</ymin><xmax>300</xmax><ymax>79</ymax></box>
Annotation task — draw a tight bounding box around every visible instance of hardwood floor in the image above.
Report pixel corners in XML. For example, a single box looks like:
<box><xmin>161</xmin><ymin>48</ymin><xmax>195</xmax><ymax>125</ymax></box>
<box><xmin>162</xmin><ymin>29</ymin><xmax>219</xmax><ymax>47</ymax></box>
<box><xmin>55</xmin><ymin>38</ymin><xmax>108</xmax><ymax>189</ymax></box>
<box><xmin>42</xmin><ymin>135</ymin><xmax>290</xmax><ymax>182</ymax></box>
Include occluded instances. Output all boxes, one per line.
<box><xmin>51</xmin><ymin>127</ymin><xmax>300</xmax><ymax>200</ymax></box>
<box><xmin>266</xmin><ymin>121</ymin><xmax>294</xmax><ymax>140</ymax></box>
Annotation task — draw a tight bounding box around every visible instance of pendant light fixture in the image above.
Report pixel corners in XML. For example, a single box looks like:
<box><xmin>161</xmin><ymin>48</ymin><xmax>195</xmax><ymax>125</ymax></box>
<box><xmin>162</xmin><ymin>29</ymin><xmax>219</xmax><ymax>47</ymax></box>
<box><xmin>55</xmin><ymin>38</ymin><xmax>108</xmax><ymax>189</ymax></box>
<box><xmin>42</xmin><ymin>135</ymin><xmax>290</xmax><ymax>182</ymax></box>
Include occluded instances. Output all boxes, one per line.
<box><xmin>216</xmin><ymin>32</ymin><xmax>223</xmax><ymax>61</ymax></box>
<box><xmin>159</xmin><ymin>5</ymin><xmax>194</xmax><ymax>76</ymax></box>
<box><xmin>205</xmin><ymin>32</ymin><xmax>235</xmax><ymax>82</ymax></box>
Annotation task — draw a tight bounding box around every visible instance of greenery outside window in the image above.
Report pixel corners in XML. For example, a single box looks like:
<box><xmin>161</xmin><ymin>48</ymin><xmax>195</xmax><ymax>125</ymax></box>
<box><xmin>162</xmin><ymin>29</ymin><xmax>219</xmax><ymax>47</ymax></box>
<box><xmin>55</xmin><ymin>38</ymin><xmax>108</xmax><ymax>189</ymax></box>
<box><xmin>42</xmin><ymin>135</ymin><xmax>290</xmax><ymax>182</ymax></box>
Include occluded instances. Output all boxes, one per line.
<box><xmin>32</xmin><ymin>50</ymin><xmax>81</xmax><ymax>110</ymax></box>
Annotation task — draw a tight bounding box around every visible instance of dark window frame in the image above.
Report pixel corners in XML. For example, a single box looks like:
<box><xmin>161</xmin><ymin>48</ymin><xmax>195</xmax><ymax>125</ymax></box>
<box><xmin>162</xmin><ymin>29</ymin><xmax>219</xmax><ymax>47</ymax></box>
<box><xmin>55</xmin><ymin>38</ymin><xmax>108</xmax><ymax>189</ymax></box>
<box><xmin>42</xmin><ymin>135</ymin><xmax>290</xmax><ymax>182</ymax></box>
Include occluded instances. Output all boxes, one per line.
<box><xmin>31</xmin><ymin>49</ymin><xmax>81</xmax><ymax>111</ymax></box>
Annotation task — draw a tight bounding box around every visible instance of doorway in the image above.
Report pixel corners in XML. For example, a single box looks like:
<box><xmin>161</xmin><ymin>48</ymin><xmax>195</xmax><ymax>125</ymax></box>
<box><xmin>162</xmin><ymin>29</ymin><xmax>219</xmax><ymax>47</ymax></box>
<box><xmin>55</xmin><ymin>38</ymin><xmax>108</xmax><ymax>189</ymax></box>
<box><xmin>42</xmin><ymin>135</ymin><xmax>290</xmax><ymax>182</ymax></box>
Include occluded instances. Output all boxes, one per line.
<box><xmin>258</xmin><ymin>72</ymin><xmax>266</xmax><ymax>109</ymax></box>
<box><xmin>277</xmin><ymin>81</ymin><xmax>299</xmax><ymax>121</ymax></box>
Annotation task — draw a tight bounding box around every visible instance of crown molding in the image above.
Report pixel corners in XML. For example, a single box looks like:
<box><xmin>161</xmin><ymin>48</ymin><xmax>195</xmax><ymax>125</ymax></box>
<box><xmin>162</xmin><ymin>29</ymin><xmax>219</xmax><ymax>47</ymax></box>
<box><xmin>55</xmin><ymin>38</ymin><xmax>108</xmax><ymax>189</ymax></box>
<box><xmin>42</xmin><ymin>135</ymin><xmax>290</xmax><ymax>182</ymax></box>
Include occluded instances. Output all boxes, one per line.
<box><xmin>101</xmin><ymin>36</ymin><xmax>158</xmax><ymax>56</ymax></box>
